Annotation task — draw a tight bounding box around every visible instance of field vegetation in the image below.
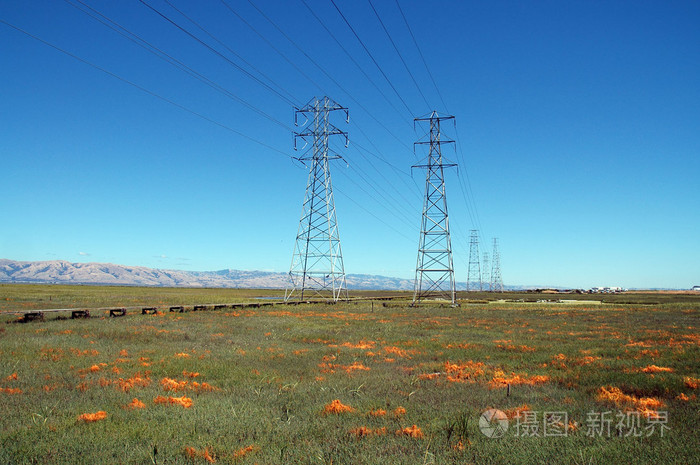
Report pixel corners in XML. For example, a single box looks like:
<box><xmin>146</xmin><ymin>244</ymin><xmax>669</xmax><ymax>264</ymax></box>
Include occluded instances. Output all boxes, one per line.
<box><xmin>0</xmin><ymin>285</ymin><xmax>698</xmax><ymax>464</ymax></box>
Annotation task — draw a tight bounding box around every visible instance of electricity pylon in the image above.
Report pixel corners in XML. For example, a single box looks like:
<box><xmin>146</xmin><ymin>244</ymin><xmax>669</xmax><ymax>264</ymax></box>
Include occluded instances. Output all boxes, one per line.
<box><xmin>491</xmin><ymin>238</ymin><xmax>504</xmax><ymax>293</ymax></box>
<box><xmin>467</xmin><ymin>229</ymin><xmax>482</xmax><ymax>291</ymax></box>
<box><xmin>482</xmin><ymin>251</ymin><xmax>490</xmax><ymax>291</ymax></box>
<box><xmin>285</xmin><ymin>96</ymin><xmax>349</xmax><ymax>302</ymax></box>
<box><xmin>412</xmin><ymin>111</ymin><xmax>457</xmax><ymax>305</ymax></box>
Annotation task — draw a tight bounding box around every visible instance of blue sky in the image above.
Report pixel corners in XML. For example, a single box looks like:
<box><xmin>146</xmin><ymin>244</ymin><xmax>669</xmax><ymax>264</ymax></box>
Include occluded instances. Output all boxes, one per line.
<box><xmin>1</xmin><ymin>0</ymin><xmax>698</xmax><ymax>289</ymax></box>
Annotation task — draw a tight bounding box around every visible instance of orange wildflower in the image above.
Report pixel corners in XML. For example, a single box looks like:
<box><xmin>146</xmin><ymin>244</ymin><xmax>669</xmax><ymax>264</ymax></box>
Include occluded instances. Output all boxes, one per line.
<box><xmin>115</xmin><ymin>372</ymin><xmax>151</xmax><ymax>392</ymax></box>
<box><xmin>119</xmin><ymin>349</ymin><xmax>128</xmax><ymax>357</ymax></box>
<box><xmin>182</xmin><ymin>370</ymin><xmax>200</xmax><ymax>378</ymax></box>
<box><xmin>445</xmin><ymin>360</ymin><xmax>486</xmax><ymax>383</ymax></box>
<box><xmin>418</xmin><ymin>373</ymin><xmax>440</xmax><ymax>380</ymax></box>
<box><xmin>78</xmin><ymin>411</ymin><xmax>107</xmax><ymax>422</ymax></box>
<box><xmin>349</xmin><ymin>426</ymin><xmax>387</xmax><ymax>438</ymax></box>
<box><xmin>489</xmin><ymin>370</ymin><xmax>549</xmax><ymax>388</ymax></box>
<box><xmin>5</xmin><ymin>372</ymin><xmax>18</xmax><ymax>381</ymax></box>
<box><xmin>89</xmin><ymin>365</ymin><xmax>101</xmax><ymax>373</ymax></box>
<box><xmin>368</xmin><ymin>408</ymin><xmax>386</xmax><ymax>417</ymax></box>
<box><xmin>396</xmin><ymin>425</ymin><xmax>424</xmax><ymax>438</ymax></box>
<box><xmin>154</xmin><ymin>395</ymin><xmax>193</xmax><ymax>408</ymax></box>
<box><xmin>322</xmin><ymin>399</ymin><xmax>354</xmax><ymax>414</ymax></box>
<box><xmin>684</xmin><ymin>377</ymin><xmax>699</xmax><ymax>389</ymax></box>
<box><xmin>0</xmin><ymin>387</ymin><xmax>22</xmax><ymax>395</ymax></box>
<box><xmin>393</xmin><ymin>406</ymin><xmax>406</xmax><ymax>417</ymax></box>
<box><xmin>597</xmin><ymin>386</ymin><xmax>664</xmax><ymax>417</ymax></box>
<box><xmin>161</xmin><ymin>377</ymin><xmax>188</xmax><ymax>392</ymax></box>
<box><xmin>641</xmin><ymin>365</ymin><xmax>673</xmax><ymax>373</ymax></box>
<box><xmin>503</xmin><ymin>404</ymin><xmax>530</xmax><ymax>419</ymax></box>
<box><xmin>175</xmin><ymin>353</ymin><xmax>190</xmax><ymax>358</ymax></box>
<box><xmin>676</xmin><ymin>393</ymin><xmax>696</xmax><ymax>401</ymax></box>
<box><xmin>184</xmin><ymin>447</ymin><xmax>216</xmax><ymax>463</ymax></box>
<box><xmin>126</xmin><ymin>398</ymin><xmax>146</xmax><ymax>409</ymax></box>
<box><xmin>232</xmin><ymin>445</ymin><xmax>255</xmax><ymax>459</ymax></box>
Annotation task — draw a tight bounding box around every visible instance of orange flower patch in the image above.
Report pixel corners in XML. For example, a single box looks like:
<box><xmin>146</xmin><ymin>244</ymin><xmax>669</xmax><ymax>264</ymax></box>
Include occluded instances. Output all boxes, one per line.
<box><xmin>160</xmin><ymin>377</ymin><xmax>218</xmax><ymax>392</ymax></box>
<box><xmin>641</xmin><ymin>365</ymin><xmax>673</xmax><ymax>373</ymax></box>
<box><xmin>396</xmin><ymin>425</ymin><xmax>424</xmax><ymax>438</ymax></box>
<box><xmin>119</xmin><ymin>349</ymin><xmax>128</xmax><ymax>357</ymax></box>
<box><xmin>445</xmin><ymin>360</ymin><xmax>486</xmax><ymax>383</ymax></box>
<box><xmin>161</xmin><ymin>377</ymin><xmax>188</xmax><ymax>392</ymax></box>
<box><xmin>684</xmin><ymin>377</ymin><xmax>698</xmax><ymax>389</ymax></box>
<box><xmin>676</xmin><ymin>393</ymin><xmax>696</xmax><ymax>401</ymax></box>
<box><xmin>503</xmin><ymin>404</ymin><xmax>531</xmax><ymax>419</ymax></box>
<box><xmin>322</xmin><ymin>399</ymin><xmax>354</xmax><ymax>414</ymax></box>
<box><xmin>154</xmin><ymin>395</ymin><xmax>193</xmax><ymax>408</ymax></box>
<box><xmin>393</xmin><ymin>406</ymin><xmax>406</xmax><ymax>417</ymax></box>
<box><xmin>368</xmin><ymin>408</ymin><xmax>386</xmax><ymax>417</ymax></box>
<box><xmin>318</xmin><ymin>361</ymin><xmax>370</xmax><ymax>374</ymax></box>
<box><xmin>496</xmin><ymin>344</ymin><xmax>536</xmax><ymax>353</ymax></box>
<box><xmin>78</xmin><ymin>411</ymin><xmax>107</xmax><ymax>422</ymax></box>
<box><xmin>349</xmin><ymin>426</ymin><xmax>387</xmax><ymax>438</ymax></box>
<box><xmin>5</xmin><ymin>372</ymin><xmax>18</xmax><ymax>381</ymax></box>
<box><xmin>126</xmin><ymin>398</ymin><xmax>146</xmax><ymax>409</ymax></box>
<box><xmin>444</xmin><ymin>343</ymin><xmax>478</xmax><ymax>350</ymax></box>
<box><xmin>89</xmin><ymin>365</ymin><xmax>101</xmax><ymax>373</ymax></box>
<box><xmin>184</xmin><ymin>446</ymin><xmax>216</xmax><ymax>463</ymax></box>
<box><xmin>489</xmin><ymin>370</ymin><xmax>549</xmax><ymax>388</ymax></box>
<box><xmin>597</xmin><ymin>386</ymin><xmax>665</xmax><ymax>418</ymax></box>
<box><xmin>59</xmin><ymin>330</ymin><xmax>73</xmax><ymax>335</ymax></box>
<box><xmin>182</xmin><ymin>370</ymin><xmax>200</xmax><ymax>378</ymax></box>
<box><xmin>0</xmin><ymin>387</ymin><xmax>22</xmax><ymax>395</ymax></box>
<box><xmin>232</xmin><ymin>445</ymin><xmax>256</xmax><ymax>459</ymax></box>
<box><xmin>175</xmin><ymin>353</ymin><xmax>190</xmax><ymax>358</ymax></box>
<box><xmin>115</xmin><ymin>373</ymin><xmax>151</xmax><ymax>392</ymax></box>
<box><xmin>418</xmin><ymin>373</ymin><xmax>440</xmax><ymax>380</ymax></box>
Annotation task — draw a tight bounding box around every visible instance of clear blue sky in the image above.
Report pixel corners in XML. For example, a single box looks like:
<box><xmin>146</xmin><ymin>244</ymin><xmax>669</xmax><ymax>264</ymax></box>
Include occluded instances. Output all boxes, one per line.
<box><xmin>2</xmin><ymin>0</ymin><xmax>698</xmax><ymax>289</ymax></box>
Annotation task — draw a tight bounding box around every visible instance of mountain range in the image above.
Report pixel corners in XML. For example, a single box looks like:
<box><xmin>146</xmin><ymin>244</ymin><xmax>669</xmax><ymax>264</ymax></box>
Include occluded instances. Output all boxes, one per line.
<box><xmin>0</xmin><ymin>259</ymin><xmax>422</xmax><ymax>290</ymax></box>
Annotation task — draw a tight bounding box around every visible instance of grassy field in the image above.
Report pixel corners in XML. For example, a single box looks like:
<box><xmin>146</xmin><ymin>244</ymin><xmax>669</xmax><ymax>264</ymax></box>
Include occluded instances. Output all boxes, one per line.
<box><xmin>0</xmin><ymin>285</ymin><xmax>698</xmax><ymax>464</ymax></box>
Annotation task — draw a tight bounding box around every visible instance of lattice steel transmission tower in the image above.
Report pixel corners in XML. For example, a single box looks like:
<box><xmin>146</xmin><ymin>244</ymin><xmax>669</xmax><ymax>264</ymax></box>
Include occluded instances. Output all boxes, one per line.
<box><xmin>482</xmin><ymin>251</ymin><xmax>490</xmax><ymax>291</ymax></box>
<box><xmin>491</xmin><ymin>238</ymin><xmax>504</xmax><ymax>292</ymax></box>
<box><xmin>285</xmin><ymin>97</ymin><xmax>349</xmax><ymax>302</ymax></box>
<box><xmin>412</xmin><ymin>112</ymin><xmax>457</xmax><ymax>305</ymax></box>
<box><xmin>467</xmin><ymin>230</ymin><xmax>482</xmax><ymax>291</ymax></box>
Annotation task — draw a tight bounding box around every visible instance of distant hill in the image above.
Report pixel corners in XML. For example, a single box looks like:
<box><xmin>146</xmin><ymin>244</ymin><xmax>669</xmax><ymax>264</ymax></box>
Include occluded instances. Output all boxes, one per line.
<box><xmin>0</xmin><ymin>259</ymin><xmax>419</xmax><ymax>290</ymax></box>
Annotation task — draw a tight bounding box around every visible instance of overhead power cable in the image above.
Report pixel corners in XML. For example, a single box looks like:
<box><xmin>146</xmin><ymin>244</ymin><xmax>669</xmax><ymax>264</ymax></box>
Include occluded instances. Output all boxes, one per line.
<box><xmin>63</xmin><ymin>0</ymin><xmax>293</xmax><ymax>132</ymax></box>
<box><xmin>366</xmin><ymin>0</ymin><xmax>431</xmax><ymax>111</ymax></box>
<box><xmin>298</xmin><ymin>0</ymin><xmax>409</xmax><ymax>125</ymax></box>
<box><xmin>138</xmin><ymin>0</ymin><xmax>298</xmax><ymax>107</ymax></box>
<box><xmin>228</xmin><ymin>0</ymin><xmax>412</xmax><ymax>153</ymax></box>
<box><xmin>394</xmin><ymin>0</ymin><xmax>449</xmax><ymax>113</ymax></box>
<box><xmin>329</xmin><ymin>0</ymin><xmax>415</xmax><ymax>118</ymax></box>
<box><xmin>0</xmin><ymin>18</ymin><xmax>291</xmax><ymax>159</ymax></box>
<box><xmin>161</xmin><ymin>0</ymin><xmax>300</xmax><ymax>105</ymax></box>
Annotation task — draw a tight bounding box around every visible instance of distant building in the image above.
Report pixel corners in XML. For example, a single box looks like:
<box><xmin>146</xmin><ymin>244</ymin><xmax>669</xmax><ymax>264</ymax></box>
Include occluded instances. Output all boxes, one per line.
<box><xmin>589</xmin><ymin>286</ymin><xmax>625</xmax><ymax>294</ymax></box>
<box><xmin>692</xmin><ymin>286</ymin><xmax>700</xmax><ymax>292</ymax></box>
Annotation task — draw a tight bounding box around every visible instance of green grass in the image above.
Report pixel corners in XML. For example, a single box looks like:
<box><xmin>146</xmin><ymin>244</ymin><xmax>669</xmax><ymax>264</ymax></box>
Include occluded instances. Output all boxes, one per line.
<box><xmin>0</xmin><ymin>285</ymin><xmax>698</xmax><ymax>464</ymax></box>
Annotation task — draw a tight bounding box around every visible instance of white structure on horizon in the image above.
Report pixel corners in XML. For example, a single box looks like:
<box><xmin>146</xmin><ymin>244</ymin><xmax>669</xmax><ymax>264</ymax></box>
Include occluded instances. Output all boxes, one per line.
<box><xmin>590</xmin><ymin>286</ymin><xmax>625</xmax><ymax>293</ymax></box>
<box><xmin>692</xmin><ymin>286</ymin><xmax>700</xmax><ymax>292</ymax></box>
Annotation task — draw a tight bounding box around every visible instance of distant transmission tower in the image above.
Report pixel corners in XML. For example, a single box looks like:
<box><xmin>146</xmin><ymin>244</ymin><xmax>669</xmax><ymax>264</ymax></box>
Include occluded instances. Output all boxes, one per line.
<box><xmin>413</xmin><ymin>112</ymin><xmax>457</xmax><ymax>305</ymax></box>
<box><xmin>491</xmin><ymin>238</ymin><xmax>504</xmax><ymax>292</ymax></box>
<box><xmin>467</xmin><ymin>230</ymin><xmax>482</xmax><ymax>291</ymax></box>
<box><xmin>285</xmin><ymin>97</ymin><xmax>349</xmax><ymax>302</ymax></box>
<box><xmin>482</xmin><ymin>251</ymin><xmax>490</xmax><ymax>291</ymax></box>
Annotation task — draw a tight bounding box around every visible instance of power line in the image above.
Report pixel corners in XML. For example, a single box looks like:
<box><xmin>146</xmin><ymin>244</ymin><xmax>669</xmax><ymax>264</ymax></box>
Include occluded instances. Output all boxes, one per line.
<box><xmin>366</xmin><ymin>0</ymin><xmax>431</xmax><ymax>110</ymax></box>
<box><xmin>161</xmin><ymin>0</ymin><xmax>300</xmax><ymax>105</ymax></box>
<box><xmin>226</xmin><ymin>0</ymin><xmax>413</xmax><ymax>154</ymax></box>
<box><xmin>216</xmin><ymin>0</ymin><xmax>326</xmax><ymax>97</ymax></box>
<box><xmin>0</xmin><ymin>18</ymin><xmax>291</xmax><ymax>159</ymax></box>
<box><xmin>63</xmin><ymin>0</ymin><xmax>293</xmax><ymax>132</ymax></box>
<box><xmin>138</xmin><ymin>0</ymin><xmax>298</xmax><ymax>107</ymax></box>
<box><xmin>329</xmin><ymin>0</ymin><xmax>415</xmax><ymax>117</ymax></box>
<box><xmin>298</xmin><ymin>0</ymin><xmax>409</xmax><ymax>125</ymax></box>
<box><xmin>394</xmin><ymin>0</ymin><xmax>449</xmax><ymax>113</ymax></box>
